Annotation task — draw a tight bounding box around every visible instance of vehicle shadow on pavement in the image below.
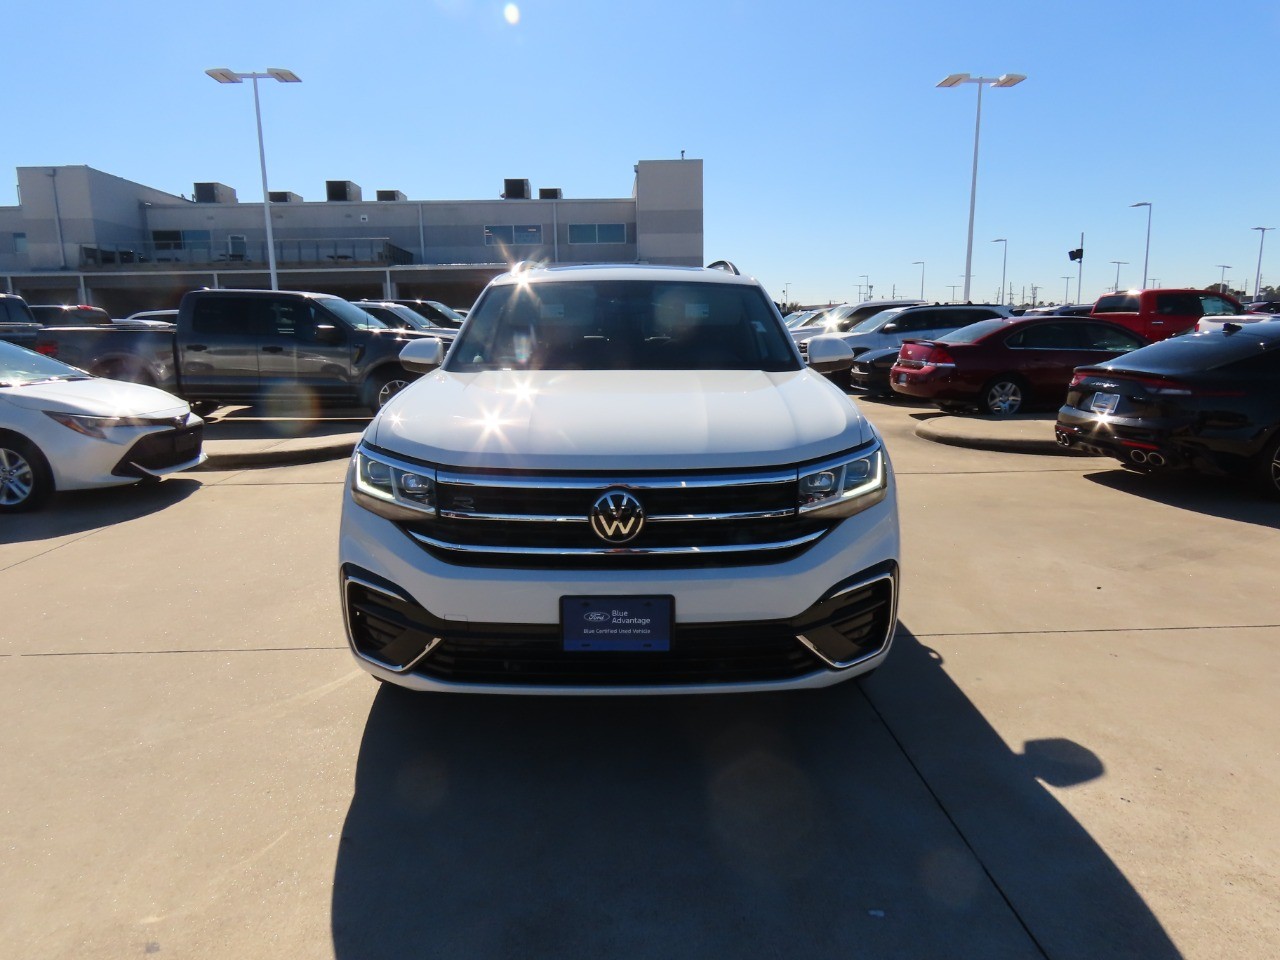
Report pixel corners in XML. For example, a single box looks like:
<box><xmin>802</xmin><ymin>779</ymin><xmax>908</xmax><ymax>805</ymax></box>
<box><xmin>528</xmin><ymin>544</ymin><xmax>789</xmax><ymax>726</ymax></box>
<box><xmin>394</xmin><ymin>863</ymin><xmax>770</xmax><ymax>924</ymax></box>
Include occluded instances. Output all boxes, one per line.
<box><xmin>330</xmin><ymin>629</ymin><xmax>1182</xmax><ymax>960</ymax></box>
<box><xmin>1083</xmin><ymin>468</ymin><xmax>1280</xmax><ymax>528</ymax></box>
<box><xmin>0</xmin><ymin>478</ymin><xmax>200</xmax><ymax>544</ymax></box>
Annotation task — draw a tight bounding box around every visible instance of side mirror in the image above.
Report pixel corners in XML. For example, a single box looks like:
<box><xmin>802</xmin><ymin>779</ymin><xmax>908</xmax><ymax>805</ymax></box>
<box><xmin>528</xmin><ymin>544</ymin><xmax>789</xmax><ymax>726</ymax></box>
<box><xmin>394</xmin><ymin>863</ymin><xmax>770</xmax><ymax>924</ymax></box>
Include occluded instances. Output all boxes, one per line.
<box><xmin>880</xmin><ymin>323</ymin><xmax>898</xmax><ymax>333</ymax></box>
<box><xmin>313</xmin><ymin>323</ymin><xmax>343</xmax><ymax>344</ymax></box>
<box><xmin>805</xmin><ymin>335</ymin><xmax>854</xmax><ymax>373</ymax></box>
<box><xmin>400</xmin><ymin>337</ymin><xmax>444</xmax><ymax>373</ymax></box>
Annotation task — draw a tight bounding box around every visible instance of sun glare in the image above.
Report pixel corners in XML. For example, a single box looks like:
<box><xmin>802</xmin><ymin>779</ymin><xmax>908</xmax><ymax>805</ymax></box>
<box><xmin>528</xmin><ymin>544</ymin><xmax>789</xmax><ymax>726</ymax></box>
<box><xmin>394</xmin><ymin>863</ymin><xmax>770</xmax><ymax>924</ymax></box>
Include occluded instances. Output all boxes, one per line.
<box><xmin>503</xmin><ymin>4</ymin><xmax>520</xmax><ymax>25</ymax></box>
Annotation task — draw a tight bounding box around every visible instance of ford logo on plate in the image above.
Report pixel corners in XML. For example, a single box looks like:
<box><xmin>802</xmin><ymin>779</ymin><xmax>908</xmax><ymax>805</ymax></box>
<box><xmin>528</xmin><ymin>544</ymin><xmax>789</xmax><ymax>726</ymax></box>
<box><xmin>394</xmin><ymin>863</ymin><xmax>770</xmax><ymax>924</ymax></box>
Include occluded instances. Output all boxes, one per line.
<box><xmin>584</xmin><ymin>612</ymin><xmax>611</xmax><ymax>623</ymax></box>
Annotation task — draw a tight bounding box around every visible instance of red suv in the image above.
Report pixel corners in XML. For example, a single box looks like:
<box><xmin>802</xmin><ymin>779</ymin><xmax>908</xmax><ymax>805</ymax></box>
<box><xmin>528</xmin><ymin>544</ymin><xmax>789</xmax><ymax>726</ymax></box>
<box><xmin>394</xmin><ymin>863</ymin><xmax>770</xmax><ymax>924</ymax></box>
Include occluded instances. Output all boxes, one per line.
<box><xmin>890</xmin><ymin>316</ymin><xmax>1149</xmax><ymax>415</ymax></box>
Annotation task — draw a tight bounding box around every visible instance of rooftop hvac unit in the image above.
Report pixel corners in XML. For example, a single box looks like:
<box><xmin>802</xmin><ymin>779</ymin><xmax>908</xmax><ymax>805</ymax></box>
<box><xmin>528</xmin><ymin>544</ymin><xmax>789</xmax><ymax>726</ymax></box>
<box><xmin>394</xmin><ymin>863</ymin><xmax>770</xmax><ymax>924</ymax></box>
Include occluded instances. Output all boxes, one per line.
<box><xmin>268</xmin><ymin>191</ymin><xmax>303</xmax><ymax>203</ymax></box>
<box><xmin>326</xmin><ymin>180</ymin><xmax>363</xmax><ymax>202</ymax></box>
<box><xmin>503</xmin><ymin>178</ymin><xmax>530</xmax><ymax>200</ymax></box>
<box><xmin>194</xmin><ymin>182</ymin><xmax>238</xmax><ymax>204</ymax></box>
<box><xmin>376</xmin><ymin>190</ymin><xmax>407</xmax><ymax>202</ymax></box>
<box><xmin>538</xmin><ymin>187</ymin><xmax>563</xmax><ymax>199</ymax></box>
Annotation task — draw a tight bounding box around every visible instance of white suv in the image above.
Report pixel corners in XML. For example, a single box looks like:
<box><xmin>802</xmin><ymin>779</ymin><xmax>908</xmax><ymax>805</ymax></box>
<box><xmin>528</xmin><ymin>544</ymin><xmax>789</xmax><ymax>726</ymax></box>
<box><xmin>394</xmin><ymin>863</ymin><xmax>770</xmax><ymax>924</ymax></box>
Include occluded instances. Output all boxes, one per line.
<box><xmin>338</xmin><ymin>264</ymin><xmax>900</xmax><ymax>694</ymax></box>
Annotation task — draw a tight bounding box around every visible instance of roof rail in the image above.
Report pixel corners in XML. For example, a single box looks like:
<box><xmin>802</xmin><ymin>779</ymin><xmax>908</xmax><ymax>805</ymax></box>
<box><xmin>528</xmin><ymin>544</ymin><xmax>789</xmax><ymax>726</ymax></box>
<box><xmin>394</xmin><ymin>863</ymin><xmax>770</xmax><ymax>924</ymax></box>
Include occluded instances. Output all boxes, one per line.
<box><xmin>706</xmin><ymin>259</ymin><xmax>741</xmax><ymax>275</ymax></box>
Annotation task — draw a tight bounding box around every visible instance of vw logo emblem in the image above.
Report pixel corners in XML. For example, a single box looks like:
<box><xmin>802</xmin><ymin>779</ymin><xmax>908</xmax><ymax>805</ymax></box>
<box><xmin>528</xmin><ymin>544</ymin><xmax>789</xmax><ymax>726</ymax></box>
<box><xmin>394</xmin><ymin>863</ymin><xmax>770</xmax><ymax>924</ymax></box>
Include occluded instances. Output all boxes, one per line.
<box><xmin>590</xmin><ymin>490</ymin><xmax>645</xmax><ymax>544</ymax></box>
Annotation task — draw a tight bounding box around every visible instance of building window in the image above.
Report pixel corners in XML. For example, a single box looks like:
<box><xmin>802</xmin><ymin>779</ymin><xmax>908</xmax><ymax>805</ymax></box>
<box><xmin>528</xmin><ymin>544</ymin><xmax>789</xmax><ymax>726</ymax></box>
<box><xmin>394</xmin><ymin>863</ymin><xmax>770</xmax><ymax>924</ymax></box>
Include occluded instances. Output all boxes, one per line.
<box><xmin>486</xmin><ymin>225</ymin><xmax>542</xmax><ymax>245</ymax></box>
<box><xmin>485</xmin><ymin>225</ymin><xmax>514</xmax><ymax>246</ymax></box>
<box><xmin>568</xmin><ymin>223</ymin><xmax>627</xmax><ymax>244</ymax></box>
<box><xmin>13</xmin><ymin>233</ymin><xmax>27</xmax><ymax>255</ymax></box>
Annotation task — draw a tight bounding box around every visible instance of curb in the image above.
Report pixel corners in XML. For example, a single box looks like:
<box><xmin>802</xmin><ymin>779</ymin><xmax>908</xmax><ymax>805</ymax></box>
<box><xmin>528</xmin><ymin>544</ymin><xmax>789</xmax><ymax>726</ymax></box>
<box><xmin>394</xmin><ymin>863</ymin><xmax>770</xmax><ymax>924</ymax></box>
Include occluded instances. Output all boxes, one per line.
<box><xmin>913</xmin><ymin>416</ymin><xmax>1093</xmax><ymax>457</ymax></box>
<box><xmin>198</xmin><ymin>438</ymin><xmax>357</xmax><ymax>470</ymax></box>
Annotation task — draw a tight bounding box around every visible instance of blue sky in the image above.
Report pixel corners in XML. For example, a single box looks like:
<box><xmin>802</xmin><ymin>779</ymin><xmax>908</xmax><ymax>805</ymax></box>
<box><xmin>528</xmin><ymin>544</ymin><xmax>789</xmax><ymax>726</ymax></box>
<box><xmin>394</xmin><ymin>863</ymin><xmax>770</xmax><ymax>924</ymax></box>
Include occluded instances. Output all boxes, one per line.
<box><xmin>5</xmin><ymin>0</ymin><xmax>1278</xmax><ymax>305</ymax></box>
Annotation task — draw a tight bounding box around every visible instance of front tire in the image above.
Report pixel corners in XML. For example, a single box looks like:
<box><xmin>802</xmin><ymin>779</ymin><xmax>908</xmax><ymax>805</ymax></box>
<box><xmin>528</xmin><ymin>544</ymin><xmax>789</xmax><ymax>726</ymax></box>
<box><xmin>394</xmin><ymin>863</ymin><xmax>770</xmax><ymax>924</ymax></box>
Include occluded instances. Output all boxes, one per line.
<box><xmin>0</xmin><ymin>435</ymin><xmax>54</xmax><ymax>513</ymax></box>
<box><xmin>1255</xmin><ymin>432</ymin><xmax>1280</xmax><ymax>499</ymax></box>
<box><xmin>365</xmin><ymin>370</ymin><xmax>410</xmax><ymax>414</ymax></box>
<box><xmin>981</xmin><ymin>377</ymin><xmax>1026</xmax><ymax>417</ymax></box>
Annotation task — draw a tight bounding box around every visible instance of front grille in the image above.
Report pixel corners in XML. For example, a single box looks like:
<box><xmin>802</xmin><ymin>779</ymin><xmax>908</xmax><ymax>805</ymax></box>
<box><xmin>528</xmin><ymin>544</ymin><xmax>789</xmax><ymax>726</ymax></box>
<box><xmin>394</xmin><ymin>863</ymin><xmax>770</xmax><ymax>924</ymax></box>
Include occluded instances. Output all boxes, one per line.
<box><xmin>342</xmin><ymin>563</ymin><xmax>897</xmax><ymax>687</ymax></box>
<box><xmin>386</xmin><ymin>456</ymin><xmax>847</xmax><ymax>569</ymax></box>
<box><xmin>112</xmin><ymin>425</ymin><xmax>203</xmax><ymax>476</ymax></box>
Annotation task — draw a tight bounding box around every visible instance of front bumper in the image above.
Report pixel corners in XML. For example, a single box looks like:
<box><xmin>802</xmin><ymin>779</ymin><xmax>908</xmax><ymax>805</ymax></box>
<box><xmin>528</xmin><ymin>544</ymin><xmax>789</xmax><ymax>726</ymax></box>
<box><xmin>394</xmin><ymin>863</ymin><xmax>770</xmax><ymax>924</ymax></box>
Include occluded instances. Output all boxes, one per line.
<box><xmin>37</xmin><ymin>415</ymin><xmax>206</xmax><ymax>491</ymax></box>
<box><xmin>338</xmin><ymin>479</ymin><xmax>901</xmax><ymax>695</ymax></box>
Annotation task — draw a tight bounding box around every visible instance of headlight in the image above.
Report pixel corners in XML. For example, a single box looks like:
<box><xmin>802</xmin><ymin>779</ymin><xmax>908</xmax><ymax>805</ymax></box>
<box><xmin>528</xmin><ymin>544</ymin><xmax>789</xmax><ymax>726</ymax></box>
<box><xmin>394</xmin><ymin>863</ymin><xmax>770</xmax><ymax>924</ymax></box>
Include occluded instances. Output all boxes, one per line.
<box><xmin>43</xmin><ymin>412</ymin><xmax>155</xmax><ymax>439</ymax></box>
<box><xmin>797</xmin><ymin>442</ymin><xmax>887</xmax><ymax>517</ymax></box>
<box><xmin>352</xmin><ymin>446</ymin><xmax>437</xmax><ymax>520</ymax></box>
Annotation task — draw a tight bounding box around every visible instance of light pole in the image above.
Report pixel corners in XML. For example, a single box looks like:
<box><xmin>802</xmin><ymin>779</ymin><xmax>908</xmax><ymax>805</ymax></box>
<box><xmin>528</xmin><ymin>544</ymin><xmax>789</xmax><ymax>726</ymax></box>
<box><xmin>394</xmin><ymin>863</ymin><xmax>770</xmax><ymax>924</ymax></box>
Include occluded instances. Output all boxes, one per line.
<box><xmin>936</xmin><ymin>72</ymin><xmax>1026</xmax><ymax>302</ymax></box>
<box><xmin>912</xmin><ymin>261</ymin><xmax>925</xmax><ymax>300</ymax></box>
<box><xmin>947</xmin><ymin>284</ymin><xmax>960</xmax><ymax>302</ymax></box>
<box><xmin>859</xmin><ymin>275</ymin><xmax>869</xmax><ymax>301</ymax></box>
<box><xmin>1061</xmin><ymin>276</ymin><xmax>1072</xmax><ymax>304</ymax></box>
<box><xmin>991</xmin><ymin>238</ymin><xmax>1007</xmax><ymax>305</ymax></box>
<box><xmin>782</xmin><ymin>282</ymin><xmax>791</xmax><ymax>305</ymax></box>
<box><xmin>1253</xmin><ymin>227</ymin><xmax>1273</xmax><ymax>299</ymax></box>
<box><xmin>1130</xmin><ymin>201</ymin><xmax>1152</xmax><ymax>289</ymax></box>
<box><xmin>1217</xmin><ymin>264</ymin><xmax>1232</xmax><ymax>294</ymax></box>
<box><xmin>1109</xmin><ymin>260</ymin><xmax>1128</xmax><ymax>292</ymax></box>
<box><xmin>206</xmin><ymin>67</ymin><xmax>302</xmax><ymax>290</ymax></box>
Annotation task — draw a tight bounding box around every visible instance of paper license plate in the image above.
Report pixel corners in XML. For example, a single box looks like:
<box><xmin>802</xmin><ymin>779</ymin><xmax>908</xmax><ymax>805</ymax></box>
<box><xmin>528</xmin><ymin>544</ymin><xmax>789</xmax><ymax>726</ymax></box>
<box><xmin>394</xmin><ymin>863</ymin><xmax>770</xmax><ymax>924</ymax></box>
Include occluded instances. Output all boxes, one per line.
<box><xmin>561</xmin><ymin>596</ymin><xmax>673</xmax><ymax>652</ymax></box>
<box><xmin>896</xmin><ymin>373</ymin><xmax>908</xmax><ymax>384</ymax></box>
<box><xmin>1090</xmin><ymin>392</ymin><xmax>1120</xmax><ymax>415</ymax></box>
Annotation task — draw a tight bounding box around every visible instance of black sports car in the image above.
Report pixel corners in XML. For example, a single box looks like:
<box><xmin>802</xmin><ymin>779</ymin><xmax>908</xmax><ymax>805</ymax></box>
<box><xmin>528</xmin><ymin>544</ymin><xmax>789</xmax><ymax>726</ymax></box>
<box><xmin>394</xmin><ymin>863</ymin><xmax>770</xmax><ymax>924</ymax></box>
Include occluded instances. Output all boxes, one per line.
<box><xmin>1056</xmin><ymin>320</ymin><xmax>1280</xmax><ymax>496</ymax></box>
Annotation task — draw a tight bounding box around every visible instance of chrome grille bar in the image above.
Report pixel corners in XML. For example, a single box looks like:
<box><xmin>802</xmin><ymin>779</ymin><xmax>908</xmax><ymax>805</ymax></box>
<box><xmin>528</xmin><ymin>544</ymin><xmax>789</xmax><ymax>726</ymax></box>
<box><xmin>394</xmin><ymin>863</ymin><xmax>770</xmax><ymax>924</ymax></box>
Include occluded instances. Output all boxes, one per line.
<box><xmin>407</xmin><ymin>528</ymin><xmax>827</xmax><ymax>557</ymax></box>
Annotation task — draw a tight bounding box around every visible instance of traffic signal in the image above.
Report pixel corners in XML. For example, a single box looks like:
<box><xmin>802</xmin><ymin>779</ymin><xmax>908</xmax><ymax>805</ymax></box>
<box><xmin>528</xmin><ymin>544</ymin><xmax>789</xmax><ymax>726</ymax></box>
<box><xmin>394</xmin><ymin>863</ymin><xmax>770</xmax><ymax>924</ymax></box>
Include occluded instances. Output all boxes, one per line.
<box><xmin>1068</xmin><ymin>248</ymin><xmax>1084</xmax><ymax>261</ymax></box>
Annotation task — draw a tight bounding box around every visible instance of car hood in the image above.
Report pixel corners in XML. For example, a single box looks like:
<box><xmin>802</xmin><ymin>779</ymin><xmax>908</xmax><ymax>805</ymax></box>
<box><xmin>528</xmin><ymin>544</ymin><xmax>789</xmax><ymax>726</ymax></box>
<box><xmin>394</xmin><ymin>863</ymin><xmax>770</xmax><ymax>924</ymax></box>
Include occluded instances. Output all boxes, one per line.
<box><xmin>1</xmin><ymin>377</ymin><xmax>189</xmax><ymax>417</ymax></box>
<box><xmin>371</xmin><ymin>369</ymin><xmax>870</xmax><ymax>470</ymax></box>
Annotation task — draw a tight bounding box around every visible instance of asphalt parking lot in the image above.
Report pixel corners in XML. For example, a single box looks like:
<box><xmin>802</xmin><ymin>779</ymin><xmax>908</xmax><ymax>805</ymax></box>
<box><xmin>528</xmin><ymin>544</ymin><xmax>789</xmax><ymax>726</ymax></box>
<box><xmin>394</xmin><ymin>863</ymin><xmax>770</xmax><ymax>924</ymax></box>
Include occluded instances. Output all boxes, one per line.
<box><xmin>1</xmin><ymin>398</ymin><xmax>1277</xmax><ymax>960</ymax></box>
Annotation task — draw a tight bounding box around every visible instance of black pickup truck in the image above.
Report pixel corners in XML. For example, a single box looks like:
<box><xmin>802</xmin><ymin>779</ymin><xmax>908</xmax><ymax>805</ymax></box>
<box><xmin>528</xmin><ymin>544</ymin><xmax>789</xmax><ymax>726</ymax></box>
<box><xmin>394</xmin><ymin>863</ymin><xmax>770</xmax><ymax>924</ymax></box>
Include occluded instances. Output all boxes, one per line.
<box><xmin>0</xmin><ymin>294</ymin><xmax>41</xmax><ymax>348</ymax></box>
<box><xmin>34</xmin><ymin>289</ymin><xmax>436</xmax><ymax>413</ymax></box>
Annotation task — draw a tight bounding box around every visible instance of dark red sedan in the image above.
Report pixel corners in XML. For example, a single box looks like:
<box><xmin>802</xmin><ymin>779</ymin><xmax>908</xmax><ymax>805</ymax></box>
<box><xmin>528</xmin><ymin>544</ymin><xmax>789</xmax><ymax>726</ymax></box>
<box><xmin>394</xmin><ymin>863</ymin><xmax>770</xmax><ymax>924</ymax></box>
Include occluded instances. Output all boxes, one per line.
<box><xmin>889</xmin><ymin>317</ymin><xmax>1149</xmax><ymax>415</ymax></box>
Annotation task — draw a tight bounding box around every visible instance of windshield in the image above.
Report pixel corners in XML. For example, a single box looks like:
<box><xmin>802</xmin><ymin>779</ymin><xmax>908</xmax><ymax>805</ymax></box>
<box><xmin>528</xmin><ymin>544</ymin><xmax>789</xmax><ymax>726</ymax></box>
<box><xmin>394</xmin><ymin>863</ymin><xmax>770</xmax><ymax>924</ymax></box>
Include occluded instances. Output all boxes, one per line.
<box><xmin>0</xmin><ymin>339</ymin><xmax>91</xmax><ymax>385</ymax></box>
<box><xmin>322</xmin><ymin>298</ymin><xmax>390</xmax><ymax>330</ymax></box>
<box><xmin>848</xmin><ymin>308</ymin><xmax>903</xmax><ymax>334</ymax></box>
<box><xmin>426</xmin><ymin>301</ymin><xmax>466</xmax><ymax>325</ymax></box>
<box><xmin>446</xmin><ymin>279</ymin><xmax>801</xmax><ymax>373</ymax></box>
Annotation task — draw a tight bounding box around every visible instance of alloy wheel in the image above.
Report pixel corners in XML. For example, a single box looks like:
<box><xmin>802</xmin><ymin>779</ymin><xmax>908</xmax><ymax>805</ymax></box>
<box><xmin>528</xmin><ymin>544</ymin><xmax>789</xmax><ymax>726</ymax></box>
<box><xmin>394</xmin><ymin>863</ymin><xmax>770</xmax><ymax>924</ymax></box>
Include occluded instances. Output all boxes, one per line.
<box><xmin>986</xmin><ymin>380</ymin><xmax>1023</xmax><ymax>416</ymax></box>
<box><xmin>377</xmin><ymin>378</ymin><xmax>409</xmax><ymax>408</ymax></box>
<box><xmin>0</xmin><ymin>447</ymin><xmax>35</xmax><ymax>507</ymax></box>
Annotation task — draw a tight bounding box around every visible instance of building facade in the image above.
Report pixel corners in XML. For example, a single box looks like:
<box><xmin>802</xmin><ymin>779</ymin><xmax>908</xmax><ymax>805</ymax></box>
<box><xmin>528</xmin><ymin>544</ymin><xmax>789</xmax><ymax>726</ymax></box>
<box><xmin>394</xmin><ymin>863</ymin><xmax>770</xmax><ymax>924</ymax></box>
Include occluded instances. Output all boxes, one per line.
<box><xmin>0</xmin><ymin>159</ymin><xmax>703</xmax><ymax>316</ymax></box>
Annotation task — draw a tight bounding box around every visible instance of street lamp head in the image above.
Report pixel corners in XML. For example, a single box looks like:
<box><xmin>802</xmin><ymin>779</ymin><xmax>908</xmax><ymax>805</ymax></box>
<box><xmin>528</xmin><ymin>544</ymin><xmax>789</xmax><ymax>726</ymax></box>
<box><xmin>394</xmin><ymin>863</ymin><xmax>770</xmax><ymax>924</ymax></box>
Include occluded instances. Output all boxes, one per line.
<box><xmin>937</xmin><ymin>73</ymin><xmax>970</xmax><ymax>87</ymax></box>
<box><xmin>267</xmin><ymin>68</ymin><xmax>302</xmax><ymax>83</ymax></box>
<box><xmin>205</xmin><ymin>68</ymin><xmax>243</xmax><ymax>84</ymax></box>
<box><xmin>991</xmin><ymin>238</ymin><xmax>1006</xmax><ymax>243</ymax></box>
<box><xmin>1254</xmin><ymin>226</ymin><xmax>1274</xmax><ymax>232</ymax></box>
<box><xmin>1130</xmin><ymin>201</ymin><xmax>1151</xmax><ymax>208</ymax></box>
<box><xmin>912</xmin><ymin>260</ymin><xmax>924</xmax><ymax>265</ymax></box>
<box><xmin>992</xmin><ymin>73</ymin><xmax>1026</xmax><ymax>88</ymax></box>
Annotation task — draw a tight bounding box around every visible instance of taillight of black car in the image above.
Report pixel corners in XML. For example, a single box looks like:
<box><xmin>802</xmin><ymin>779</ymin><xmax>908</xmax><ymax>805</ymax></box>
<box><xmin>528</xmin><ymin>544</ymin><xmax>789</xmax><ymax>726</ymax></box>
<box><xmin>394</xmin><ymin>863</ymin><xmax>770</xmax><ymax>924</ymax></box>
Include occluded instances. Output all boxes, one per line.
<box><xmin>1067</xmin><ymin>368</ymin><xmax>1246</xmax><ymax>419</ymax></box>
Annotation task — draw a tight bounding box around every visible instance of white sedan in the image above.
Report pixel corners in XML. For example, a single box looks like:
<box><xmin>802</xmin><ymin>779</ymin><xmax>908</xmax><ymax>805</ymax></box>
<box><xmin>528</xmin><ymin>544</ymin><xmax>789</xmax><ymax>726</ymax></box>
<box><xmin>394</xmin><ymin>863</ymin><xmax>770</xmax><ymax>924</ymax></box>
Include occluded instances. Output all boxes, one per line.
<box><xmin>0</xmin><ymin>339</ymin><xmax>205</xmax><ymax>512</ymax></box>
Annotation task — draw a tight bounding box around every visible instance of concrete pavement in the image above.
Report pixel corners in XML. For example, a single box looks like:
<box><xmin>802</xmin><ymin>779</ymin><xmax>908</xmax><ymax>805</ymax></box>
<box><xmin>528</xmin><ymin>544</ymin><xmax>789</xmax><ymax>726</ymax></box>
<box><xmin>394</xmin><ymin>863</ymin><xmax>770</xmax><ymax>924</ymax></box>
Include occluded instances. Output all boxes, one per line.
<box><xmin>2</xmin><ymin>398</ymin><xmax>1276</xmax><ymax>959</ymax></box>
